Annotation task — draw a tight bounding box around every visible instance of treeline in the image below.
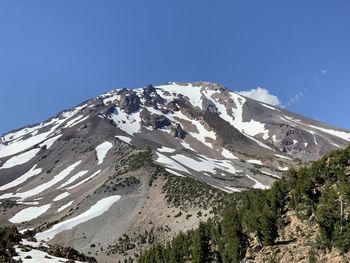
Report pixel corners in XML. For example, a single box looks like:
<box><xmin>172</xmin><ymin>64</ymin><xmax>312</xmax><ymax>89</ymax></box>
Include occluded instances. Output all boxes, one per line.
<box><xmin>0</xmin><ymin>226</ymin><xmax>21</xmax><ymax>262</ymax></box>
<box><xmin>139</xmin><ymin>145</ymin><xmax>350</xmax><ymax>262</ymax></box>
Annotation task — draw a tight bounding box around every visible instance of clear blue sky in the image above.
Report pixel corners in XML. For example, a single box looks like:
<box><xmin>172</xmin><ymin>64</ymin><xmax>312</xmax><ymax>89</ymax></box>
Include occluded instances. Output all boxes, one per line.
<box><xmin>1</xmin><ymin>1</ymin><xmax>349</xmax><ymax>135</ymax></box>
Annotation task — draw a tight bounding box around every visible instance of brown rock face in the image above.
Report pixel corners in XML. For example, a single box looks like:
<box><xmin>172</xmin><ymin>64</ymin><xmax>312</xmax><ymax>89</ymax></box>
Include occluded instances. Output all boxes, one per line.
<box><xmin>117</xmin><ymin>92</ymin><xmax>141</xmax><ymax>114</ymax></box>
<box><xmin>142</xmin><ymin>85</ymin><xmax>165</xmax><ymax>107</ymax></box>
<box><xmin>167</xmin><ymin>100</ymin><xmax>179</xmax><ymax>111</ymax></box>
<box><xmin>170</xmin><ymin>123</ymin><xmax>186</xmax><ymax>139</ymax></box>
<box><xmin>202</xmin><ymin>97</ymin><xmax>218</xmax><ymax>113</ymax></box>
<box><xmin>140</xmin><ymin>108</ymin><xmax>171</xmax><ymax>129</ymax></box>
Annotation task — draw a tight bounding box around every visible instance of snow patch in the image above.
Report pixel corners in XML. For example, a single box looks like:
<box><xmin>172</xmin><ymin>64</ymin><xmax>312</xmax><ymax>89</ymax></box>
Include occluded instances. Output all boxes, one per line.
<box><xmin>103</xmin><ymin>94</ymin><xmax>120</xmax><ymax>105</ymax></box>
<box><xmin>65</xmin><ymin>170</ymin><xmax>101</xmax><ymax>190</ymax></box>
<box><xmin>0</xmin><ymin>165</ymin><xmax>42</xmax><ymax>191</ymax></box>
<box><xmin>158</xmin><ymin>146</ymin><xmax>176</xmax><ymax>153</ymax></box>
<box><xmin>170</xmin><ymin>154</ymin><xmax>239</xmax><ymax>175</ymax></box>
<box><xmin>53</xmin><ymin>192</ymin><xmax>70</xmax><ymax>202</ymax></box>
<box><xmin>274</xmin><ymin>154</ymin><xmax>292</xmax><ymax>160</ymax></box>
<box><xmin>95</xmin><ymin>142</ymin><xmax>113</xmax><ymax>165</ymax></box>
<box><xmin>36</xmin><ymin>195</ymin><xmax>121</xmax><ymax>241</ymax></box>
<box><xmin>115</xmin><ymin>135</ymin><xmax>132</xmax><ymax>144</ymax></box>
<box><xmin>309</xmin><ymin>125</ymin><xmax>350</xmax><ymax>142</ymax></box>
<box><xmin>39</xmin><ymin>134</ymin><xmax>62</xmax><ymax>149</ymax></box>
<box><xmin>158</xmin><ymin>83</ymin><xmax>204</xmax><ymax>109</ymax></box>
<box><xmin>156</xmin><ymin>153</ymin><xmax>190</xmax><ymax>173</ymax></box>
<box><xmin>260</xmin><ymin>170</ymin><xmax>281</xmax><ymax>179</ymax></box>
<box><xmin>66</xmin><ymin>115</ymin><xmax>89</xmax><ymax>128</ymax></box>
<box><xmin>64</xmin><ymin>115</ymin><xmax>84</xmax><ymax>128</ymax></box>
<box><xmin>0</xmin><ymin>161</ymin><xmax>81</xmax><ymax>200</ymax></box>
<box><xmin>260</xmin><ymin>103</ymin><xmax>278</xmax><ymax>111</ymax></box>
<box><xmin>58</xmin><ymin>170</ymin><xmax>88</xmax><ymax>189</ymax></box>
<box><xmin>165</xmin><ymin>168</ymin><xmax>185</xmax><ymax>177</ymax></box>
<box><xmin>0</xmin><ymin>106</ymin><xmax>84</xmax><ymax>159</ymax></box>
<box><xmin>110</xmin><ymin>107</ymin><xmax>141</xmax><ymax>136</ymax></box>
<box><xmin>223</xmin><ymin>186</ymin><xmax>241</xmax><ymax>193</ymax></box>
<box><xmin>208</xmin><ymin>91</ymin><xmax>270</xmax><ymax>140</ymax></box>
<box><xmin>278</xmin><ymin>166</ymin><xmax>289</xmax><ymax>171</ymax></box>
<box><xmin>221</xmin><ymin>148</ymin><xmax>238</xmax><ymax>160</ymax></box>
<box><xmin>246</xmin><ymin>159</ymin><xmax>263</xmax><ymax>165</ymax></box>
<box><xmin>180</xmin><ymin>140</ymin><xmax>196</xmax><ymax>152</ymax></box>
<box><xmin>17</xmin><ymin>201</ymin><xmax>40</xmax><ymax>206</ymax></box>
<box><xmin>13</xmin><ymin>245</ymin><xmax>84</xmax><ymax>263</ymax></box>
<box><xmin>9</xmin><ymin>204</ymin><xmax>51</xmax><ymax>223</ymax></box>
<box><xmin>0</xmin><ymin>148</ymin><xmax>40</xmax><ymax>170</ymax></box>
<box><xmin>57</xmin><ymin>201</ymin><xmax>74</xmax><ymax>213</ymax></box>
<box><xmin>246</xmin><ymin>174</ymin><xmax>269</xmax><ymax>189</ymax></box>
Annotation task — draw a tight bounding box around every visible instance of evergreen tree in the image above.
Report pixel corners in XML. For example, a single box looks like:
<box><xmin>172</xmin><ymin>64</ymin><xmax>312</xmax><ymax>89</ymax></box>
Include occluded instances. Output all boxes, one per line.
<box><xmin>192</xmin><ymin>222</ymin><xmax>209</xmax><ymax>263</ymax></box>
<box><xmin>315</xmin><ymin>187</ymin><xmax>340</xmax><ymax>247</ymax></box>
<box><xmin>221</xmin><ymin>206</ymin><xmax>246</xmax><ymax>263</ymax></box>
<box><xmin>259</xmin><ymin>204</ymin><xmax>278</xmax><ymax>246</ymax></box>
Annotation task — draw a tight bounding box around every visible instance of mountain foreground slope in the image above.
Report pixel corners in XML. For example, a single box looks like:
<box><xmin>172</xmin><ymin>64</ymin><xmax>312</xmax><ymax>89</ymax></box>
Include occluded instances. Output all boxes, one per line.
<box><xmin>140</xmin><ymin>145</ymin><xmax>350</xmax><ymax>263</ymax></box>
<box><xmin>0</xmin><ymin>82</ymin><xmax>349</xmax><ymax>262</ymax></box>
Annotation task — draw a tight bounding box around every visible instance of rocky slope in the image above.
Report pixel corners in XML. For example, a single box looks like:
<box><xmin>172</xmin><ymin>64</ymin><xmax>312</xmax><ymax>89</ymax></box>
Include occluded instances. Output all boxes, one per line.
<box><xmin>0</xmin><ymin>81</ymin><xmax>349</xmax><ymax>262</ymax></box>
<box><xmin>139</xmin><ymin>145</ymin><xmax>350</xmax><ymax>263</ymax></box>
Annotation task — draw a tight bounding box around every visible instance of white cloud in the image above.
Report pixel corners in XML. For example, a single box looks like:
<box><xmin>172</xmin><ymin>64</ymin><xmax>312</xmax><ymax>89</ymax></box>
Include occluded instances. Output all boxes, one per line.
<box><xmin>286</xmin><ymin>92</ymin><xmax>304</xmax><ymax>107</ymax></box>
<box><xmin>238</xmin><ymin>87</ymin><xmax>282</xmax><ymax>106</ymax></box>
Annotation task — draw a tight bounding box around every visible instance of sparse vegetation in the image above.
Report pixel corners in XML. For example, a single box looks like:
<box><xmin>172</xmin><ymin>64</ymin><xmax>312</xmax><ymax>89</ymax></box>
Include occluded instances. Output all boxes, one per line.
<box><xmin>139</xmin><ymin>145</ymin><xmax>350</xmax><ymax>262</ymax></box>
<box><xmin>0</xmin><ymin>199</ymin><xmax>17</xmax><ymax>209</ymax></box>
<box><xmin>163</xmin><ymin>175</ymin><xmax>230</xmax><ymax>212</ymax></box>
<box><xmin>108</xmin><ymin>226</ymin><xmax>171</xmax><ymax>256</ymax></box>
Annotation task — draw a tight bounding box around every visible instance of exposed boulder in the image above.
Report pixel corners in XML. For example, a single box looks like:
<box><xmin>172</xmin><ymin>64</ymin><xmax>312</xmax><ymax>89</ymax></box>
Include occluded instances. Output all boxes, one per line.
<box><xmin>106</xmin><ymin>106</ymin><xmax>115</xmax><ymax>116</ymax></box>
<box><xmin>202</xmin><ymin>97</ymin><xmax>218</xmax><ymax>113</ymax></box>
<box><xmin>170</xmin><ymin>124</ymin><xmax>186</xmax><ymax>139</ymax></box>
<box><xmin>117</xmin><ymin>92</ymin><xmax>141</xmax><ymax>114</ymax></box>
<box><xmin>174</xmin><ymin>97</ymin><xmax>201</xmax><ymax>119</ymax></box>
<box><xmin>282</xmin><ymin>138</ymin><xmax>294</xmax><ymax>146</ymax></box>
<box><xmin>143</xmin><ymin>85</ymin><xmax>165</xmax><ymax>107</ymax></box>
<box><xmin>43</xmin><ymin>245</ymin><xmax>97</xmax><ymax>263</ymax></box>
<box><xmin>140</xmin><ymin>108</ymin><xmax>171</xmax><ymax>129</ymax></box>
<box><xmin>0</xmin><ymin>199</ymin><xmax>17</xmax><ymax>209</ymax></box>
<box><xmin>159</xmin><ymin>107</ymin><xmax>171</xmax><ymax>114</ymax></box>
<box><xmin>144</xmin><ymin>84</ymin><xmax>157</xmax><ymax>93</ymax></box>
<box><xmin>167</xmin><ymin>100</ymin><xmax>179</xmax><ymax>111</ymax></box>
<box><xmin>22</xmin><ymin>229</ymin><xmax>37</xmax><ymax>242</ymax></box>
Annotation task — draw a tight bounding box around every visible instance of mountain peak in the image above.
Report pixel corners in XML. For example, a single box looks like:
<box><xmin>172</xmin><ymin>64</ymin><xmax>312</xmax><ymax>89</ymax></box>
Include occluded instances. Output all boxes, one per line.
<box><xmin>1</xmin><ymin>81</ymin><xmax>350</xmax><ymax>262</ymax></box>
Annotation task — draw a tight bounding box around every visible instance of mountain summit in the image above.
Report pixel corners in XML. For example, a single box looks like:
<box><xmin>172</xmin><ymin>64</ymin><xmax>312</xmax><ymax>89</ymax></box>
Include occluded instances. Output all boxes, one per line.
<box><xmin>0</xmin><ymin>82</ymin><xmax>349</xmax><ymax>262</ymax></box>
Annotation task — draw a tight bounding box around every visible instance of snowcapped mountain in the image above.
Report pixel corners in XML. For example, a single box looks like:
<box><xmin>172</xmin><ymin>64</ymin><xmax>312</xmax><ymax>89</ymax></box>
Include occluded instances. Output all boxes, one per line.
<box><xmin>0</xmin><ymin>82</ymin><xmax>349</xmax><ymax>262</ymax></box>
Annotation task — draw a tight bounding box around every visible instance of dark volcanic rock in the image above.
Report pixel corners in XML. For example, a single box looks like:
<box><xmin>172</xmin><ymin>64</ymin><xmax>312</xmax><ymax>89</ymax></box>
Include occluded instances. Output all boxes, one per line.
<box><xmin>140</xmin><ymin>108</ymin><xmax>171</xmax><ymax>129</ymax></box>
<box><xmin>0</xmin><ymin>199</ymin><xmax>17</xmax><ymax>209</ymax></box>
<box><xmin>282</xmin><ymin>138</ymin><xmax>294</xmax><ymax>146</ymax></box>
<box><xmin>171</xmin><ymin>124</ymin><xmax>186</xmax><ymax>139</ymax></box>
<box><xmin>143</xmin><ymin>85</ymin><xmax>165</xmax><ymax>107</ymax></box>
<box><xmin>202</xmin><ymin>97</ymin><xmax>218</xmax><ymax>113</ymax></box>
<box><xmin>144</xmin><ymin>84</ymin><xmax>157</xmax><ymax>93</ymax></box>
<box><xmin>43</xmin><ymin>245</ymin><xmax>97</xmax><ymax>263</ymax></box>
<box><xmin>22</xmin><ymin>229</ymin><xmax>37</xmax><ymax>242</ymax></box>
<box><xmin>202</xmin><ymin>111</ymin><xmax>254</xmax><ymax>150</ymax></box>
<box><xmin>167</xmin><ymin>100</ymin><xmax>179</xmax><ymax>111</ymax></box>
<box><xmin>117</xmin><ymin>92</ymin><xmax>141</xmax><ymax>113</ymax></box>
<box><xmin>106</xmin><ymin>106</ymin><xmax>115</xmax><ymax>116</ymax></box>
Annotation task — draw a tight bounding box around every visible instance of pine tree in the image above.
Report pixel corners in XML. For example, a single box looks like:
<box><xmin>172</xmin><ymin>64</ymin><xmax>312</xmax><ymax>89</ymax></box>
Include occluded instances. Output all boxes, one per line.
<box><xmin>221</xmin><ymin>206</ymin><xmax>246</xmax><ymax>263</ymax></box>
<box><xmin>192</xmin><ymin>222</ymin><xmax>209</xmax><ymax>263</ymax></box>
